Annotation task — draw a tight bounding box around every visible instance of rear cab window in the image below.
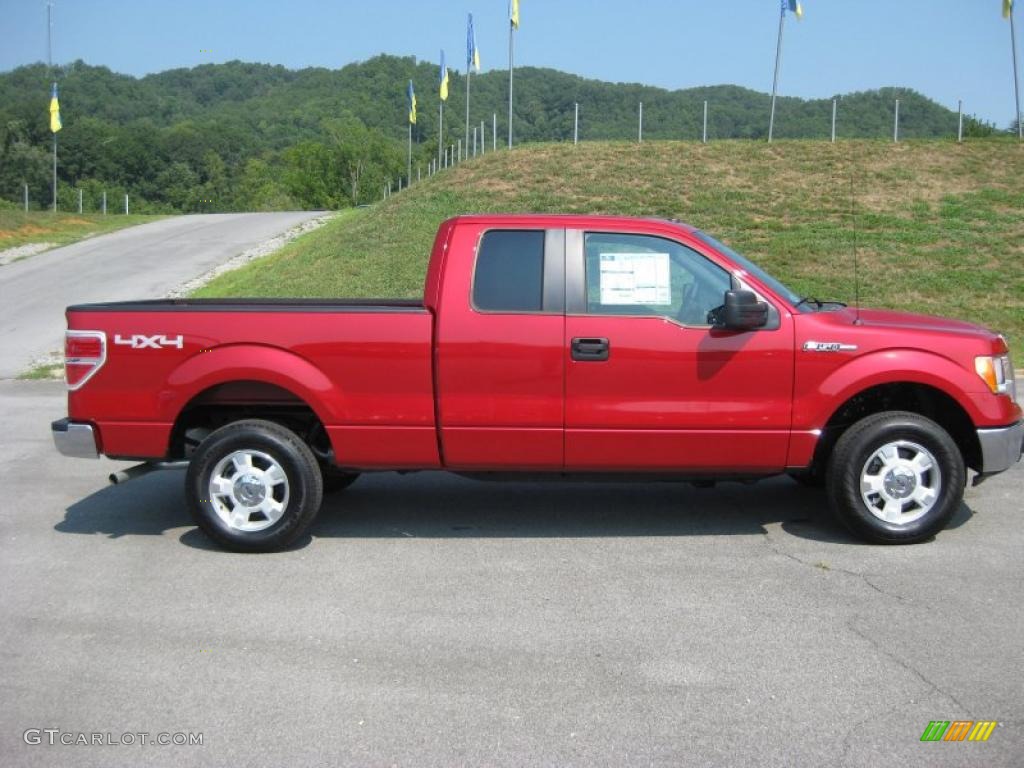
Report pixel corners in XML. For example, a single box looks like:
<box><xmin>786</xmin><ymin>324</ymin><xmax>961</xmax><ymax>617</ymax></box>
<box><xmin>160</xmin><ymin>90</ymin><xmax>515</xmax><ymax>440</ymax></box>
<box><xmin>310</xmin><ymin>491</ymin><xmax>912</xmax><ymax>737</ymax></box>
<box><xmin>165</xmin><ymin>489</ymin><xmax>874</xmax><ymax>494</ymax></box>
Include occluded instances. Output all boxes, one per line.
<box><xmin>472</xmin><ymin>230</ymin><xmax>546</xmax><ymax>312</ymax></box>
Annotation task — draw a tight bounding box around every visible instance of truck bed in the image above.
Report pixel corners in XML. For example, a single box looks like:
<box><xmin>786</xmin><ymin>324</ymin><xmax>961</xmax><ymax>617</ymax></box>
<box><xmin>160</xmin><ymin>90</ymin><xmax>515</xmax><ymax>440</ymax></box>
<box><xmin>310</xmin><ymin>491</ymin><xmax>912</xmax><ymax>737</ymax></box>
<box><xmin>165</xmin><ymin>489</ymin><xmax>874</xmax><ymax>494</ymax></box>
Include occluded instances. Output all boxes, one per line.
<box><xmin>65</xmin><ymin>300</ymin><xmax>439</xmax><ymax>467</ymax></box>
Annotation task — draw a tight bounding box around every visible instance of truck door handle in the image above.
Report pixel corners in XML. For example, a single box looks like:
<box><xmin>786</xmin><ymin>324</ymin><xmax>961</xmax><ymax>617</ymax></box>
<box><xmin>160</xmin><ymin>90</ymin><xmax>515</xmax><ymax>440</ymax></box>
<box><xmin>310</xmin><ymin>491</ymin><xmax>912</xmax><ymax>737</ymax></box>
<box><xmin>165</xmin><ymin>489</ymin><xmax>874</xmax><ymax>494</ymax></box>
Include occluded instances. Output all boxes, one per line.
<box><xmin>571</xmin><ymin>337</ymin><xmax>609</xmax><ymax>361</ymax></box>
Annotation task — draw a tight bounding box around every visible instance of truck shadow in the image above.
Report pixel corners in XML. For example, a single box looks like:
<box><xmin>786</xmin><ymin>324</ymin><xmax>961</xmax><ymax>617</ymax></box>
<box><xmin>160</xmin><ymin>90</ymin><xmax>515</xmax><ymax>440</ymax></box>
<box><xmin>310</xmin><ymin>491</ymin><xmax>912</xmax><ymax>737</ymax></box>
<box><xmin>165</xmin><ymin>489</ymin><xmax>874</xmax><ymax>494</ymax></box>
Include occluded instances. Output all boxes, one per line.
<box><xmin>55</xmin><ymin>469</ymin><xmax>975</xmax><ymax>549</ymax></box>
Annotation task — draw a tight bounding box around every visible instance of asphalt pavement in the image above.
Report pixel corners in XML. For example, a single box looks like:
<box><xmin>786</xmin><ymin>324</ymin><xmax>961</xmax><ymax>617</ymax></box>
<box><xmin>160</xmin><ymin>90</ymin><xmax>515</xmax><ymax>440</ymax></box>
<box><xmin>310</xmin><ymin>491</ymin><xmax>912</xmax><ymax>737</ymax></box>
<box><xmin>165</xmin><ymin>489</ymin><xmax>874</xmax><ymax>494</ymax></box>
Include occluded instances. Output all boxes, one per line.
<box><xmin>0</xmin><ymin>212</ymin><xmax>324</xmax><ymax>379</ymax></box>
<box><xmin>1</xmin><ymin>378</ymin><xmax>1020</xmax><ymax>767</ymax></box>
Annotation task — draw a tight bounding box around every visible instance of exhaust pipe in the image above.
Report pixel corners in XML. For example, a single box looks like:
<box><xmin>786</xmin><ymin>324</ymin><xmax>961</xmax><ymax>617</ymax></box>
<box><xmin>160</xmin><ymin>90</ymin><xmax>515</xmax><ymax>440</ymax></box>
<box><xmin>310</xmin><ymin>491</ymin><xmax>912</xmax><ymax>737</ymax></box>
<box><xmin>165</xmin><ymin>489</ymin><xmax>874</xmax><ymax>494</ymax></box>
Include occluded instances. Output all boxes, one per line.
<box><xmin>108</xmin><ymin>461</ymin><xmax>188</xmax><ymax>485</ymax></box>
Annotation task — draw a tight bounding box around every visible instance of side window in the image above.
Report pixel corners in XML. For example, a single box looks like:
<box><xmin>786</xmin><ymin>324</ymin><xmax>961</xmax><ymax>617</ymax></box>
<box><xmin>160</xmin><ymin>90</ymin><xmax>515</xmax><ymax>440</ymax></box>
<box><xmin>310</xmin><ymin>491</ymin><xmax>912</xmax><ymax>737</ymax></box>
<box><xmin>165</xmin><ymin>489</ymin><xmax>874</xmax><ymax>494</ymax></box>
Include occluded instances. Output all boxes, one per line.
<box><xmin>473</xmin><ymin>230</ymin><xmax>545</xmax><ymax>312</ymax></box>
<box><xmin>584</xmin><ymin>233</ymin><xmax>732</xmax><ymax>325</ymax></box>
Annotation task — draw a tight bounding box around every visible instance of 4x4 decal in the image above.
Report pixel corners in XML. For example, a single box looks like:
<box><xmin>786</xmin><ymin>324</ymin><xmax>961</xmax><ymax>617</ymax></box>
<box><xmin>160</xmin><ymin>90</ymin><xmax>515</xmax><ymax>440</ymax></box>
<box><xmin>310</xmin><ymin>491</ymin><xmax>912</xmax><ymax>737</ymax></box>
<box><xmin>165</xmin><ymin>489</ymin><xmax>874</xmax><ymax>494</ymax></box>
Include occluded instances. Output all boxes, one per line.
<box><xmin>113</xmin><ymin>334</ymin><xmax>184</xmax><ymax>350</ymax></box>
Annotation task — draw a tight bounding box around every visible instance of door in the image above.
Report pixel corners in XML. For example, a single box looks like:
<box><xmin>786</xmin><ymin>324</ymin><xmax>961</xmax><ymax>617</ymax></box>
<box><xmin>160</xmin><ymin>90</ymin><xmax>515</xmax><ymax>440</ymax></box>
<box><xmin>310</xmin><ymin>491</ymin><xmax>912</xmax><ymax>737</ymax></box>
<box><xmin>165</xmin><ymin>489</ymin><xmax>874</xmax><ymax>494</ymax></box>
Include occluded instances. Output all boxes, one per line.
<box><xmin>435</xmin><ymin>226</ymin><xmax>566</xmax><ymax>469</ymax></box>
<box><xmin>564</xmin><ymin>229</ymin><xmax>794</xmax><ymax>472</ymax></box>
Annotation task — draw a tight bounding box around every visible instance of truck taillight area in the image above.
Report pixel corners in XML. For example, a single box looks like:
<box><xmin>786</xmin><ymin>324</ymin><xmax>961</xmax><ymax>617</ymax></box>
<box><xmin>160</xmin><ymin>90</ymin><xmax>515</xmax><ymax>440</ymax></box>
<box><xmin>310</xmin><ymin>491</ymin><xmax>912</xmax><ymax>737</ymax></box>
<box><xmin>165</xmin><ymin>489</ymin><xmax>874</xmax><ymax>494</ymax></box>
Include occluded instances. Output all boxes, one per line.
<box><xmin>64</xmin><ymin>330</ymin><xmax>106</xmax><ymax>390</ymax></box>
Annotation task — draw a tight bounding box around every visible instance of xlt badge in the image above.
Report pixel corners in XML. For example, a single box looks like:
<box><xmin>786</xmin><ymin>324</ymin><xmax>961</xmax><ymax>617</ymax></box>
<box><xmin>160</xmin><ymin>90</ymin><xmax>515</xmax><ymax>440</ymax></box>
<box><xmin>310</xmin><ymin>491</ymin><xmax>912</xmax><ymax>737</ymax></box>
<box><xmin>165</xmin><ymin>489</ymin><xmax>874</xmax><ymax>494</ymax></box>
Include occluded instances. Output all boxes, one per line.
<box><xmin>803</xmin><ymin>340</ymin><xmax>858</xmax><ymax>352</ymax></box>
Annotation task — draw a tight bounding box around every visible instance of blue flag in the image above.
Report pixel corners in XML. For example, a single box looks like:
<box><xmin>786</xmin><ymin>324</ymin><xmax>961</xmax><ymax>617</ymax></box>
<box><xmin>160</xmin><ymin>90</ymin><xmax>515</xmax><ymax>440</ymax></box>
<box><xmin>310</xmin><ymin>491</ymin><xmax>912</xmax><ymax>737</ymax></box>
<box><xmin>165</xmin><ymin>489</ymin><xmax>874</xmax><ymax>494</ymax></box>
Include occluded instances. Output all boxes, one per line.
<box><xmin>467</xmin><ymin>13</ymin><xmax>480</xmax><ymax>72</ymax></box>
<box><xmin>439</xmin><ymin>50</ymin><xmax>449</xmax><ymax>101</ymax></box>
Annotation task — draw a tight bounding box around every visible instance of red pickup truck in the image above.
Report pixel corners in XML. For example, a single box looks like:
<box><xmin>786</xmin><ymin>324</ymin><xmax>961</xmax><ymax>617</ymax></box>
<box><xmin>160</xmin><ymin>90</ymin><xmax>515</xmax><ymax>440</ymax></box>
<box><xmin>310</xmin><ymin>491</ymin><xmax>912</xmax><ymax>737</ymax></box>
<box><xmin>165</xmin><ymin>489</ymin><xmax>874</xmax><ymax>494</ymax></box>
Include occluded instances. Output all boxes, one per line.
<box><xmin>53</xmin><ymin>214</ymin><xmax>1021</xmax><ymax>551</ymax></box>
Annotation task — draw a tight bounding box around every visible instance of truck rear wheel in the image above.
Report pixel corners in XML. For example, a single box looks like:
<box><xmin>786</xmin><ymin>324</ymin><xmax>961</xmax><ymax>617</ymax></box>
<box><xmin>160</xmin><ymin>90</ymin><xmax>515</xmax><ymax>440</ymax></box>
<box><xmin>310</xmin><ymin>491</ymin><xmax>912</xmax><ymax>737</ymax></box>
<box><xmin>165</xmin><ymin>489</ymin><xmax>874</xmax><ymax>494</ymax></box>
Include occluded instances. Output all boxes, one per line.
<box><xmin>826</xmin><ymin>411</ymin><xmax>965</xmax><ymax>544</ymax></box>
<box><xmin>186</xmin><ymin>419</ymin><xmax>323</xmax><ymax>552</ymax></box>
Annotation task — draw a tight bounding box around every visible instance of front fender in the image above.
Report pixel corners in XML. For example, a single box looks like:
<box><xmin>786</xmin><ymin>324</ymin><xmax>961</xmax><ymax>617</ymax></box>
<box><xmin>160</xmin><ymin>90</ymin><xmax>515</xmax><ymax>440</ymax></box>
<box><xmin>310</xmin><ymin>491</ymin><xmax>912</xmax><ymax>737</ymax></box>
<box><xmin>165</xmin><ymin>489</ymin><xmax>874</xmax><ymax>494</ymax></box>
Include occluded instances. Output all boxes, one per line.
<box><xmin>159</xmin><ymin>344</ymin><xmax>343</xmax><ymax>425</ymax></box>
<box><xmin>795</xmin><ymin>348</ymin><xmax>998</xmax><ymax>430</ymax></box>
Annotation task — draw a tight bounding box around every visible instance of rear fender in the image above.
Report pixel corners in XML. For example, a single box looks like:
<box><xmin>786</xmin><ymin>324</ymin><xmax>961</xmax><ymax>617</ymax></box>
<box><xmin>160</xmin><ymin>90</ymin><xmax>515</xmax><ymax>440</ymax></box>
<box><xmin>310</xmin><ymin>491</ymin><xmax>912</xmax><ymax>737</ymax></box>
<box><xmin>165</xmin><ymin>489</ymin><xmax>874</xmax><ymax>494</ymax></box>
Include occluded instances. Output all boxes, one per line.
<box><xmin>161</xmin><ymin>344</ymin><xmax>342</xmax><ymax>426</ymax></box>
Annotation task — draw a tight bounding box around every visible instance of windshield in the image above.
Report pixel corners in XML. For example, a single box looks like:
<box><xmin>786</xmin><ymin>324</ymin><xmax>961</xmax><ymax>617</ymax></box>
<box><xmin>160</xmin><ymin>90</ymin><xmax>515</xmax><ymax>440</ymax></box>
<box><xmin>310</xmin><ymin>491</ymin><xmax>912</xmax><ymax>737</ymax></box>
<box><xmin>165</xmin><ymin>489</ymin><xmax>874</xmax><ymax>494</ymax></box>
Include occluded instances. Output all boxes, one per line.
<box><xmin>692</xmin><ymin>230</ymin><xmax>803</xmax><ymax>307</ymax></box>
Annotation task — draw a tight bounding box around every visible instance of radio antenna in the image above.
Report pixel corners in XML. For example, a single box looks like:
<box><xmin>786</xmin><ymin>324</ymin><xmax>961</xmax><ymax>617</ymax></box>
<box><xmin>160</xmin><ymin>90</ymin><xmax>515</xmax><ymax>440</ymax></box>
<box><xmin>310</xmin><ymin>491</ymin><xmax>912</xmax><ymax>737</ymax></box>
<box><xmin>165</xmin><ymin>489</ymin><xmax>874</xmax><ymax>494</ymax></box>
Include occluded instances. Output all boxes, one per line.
<box><xmin>850</xmin><ymin>147</ymin><xmax>862</xmax><ymax>325</ymax></box>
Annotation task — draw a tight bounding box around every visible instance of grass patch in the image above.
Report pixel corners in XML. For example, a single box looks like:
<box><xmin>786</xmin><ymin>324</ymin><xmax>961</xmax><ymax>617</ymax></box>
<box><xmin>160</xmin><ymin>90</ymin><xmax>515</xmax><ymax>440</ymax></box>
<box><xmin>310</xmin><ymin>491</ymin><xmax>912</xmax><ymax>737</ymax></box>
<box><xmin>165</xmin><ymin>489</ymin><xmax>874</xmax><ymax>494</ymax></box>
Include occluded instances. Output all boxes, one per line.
<box><xmin>0</xmin><ymin>211</ymin><xmax>165</xmax><ymax>252</ymax></box>
<box><xmin>18</xmin><ymin>360</ymin><xmax>64</xmax><ymax>381</ymax></box>
<box><xmin>196</xmin><ymin>139</ymin><xmax>1024</xmax><ymax>356</ymax></box>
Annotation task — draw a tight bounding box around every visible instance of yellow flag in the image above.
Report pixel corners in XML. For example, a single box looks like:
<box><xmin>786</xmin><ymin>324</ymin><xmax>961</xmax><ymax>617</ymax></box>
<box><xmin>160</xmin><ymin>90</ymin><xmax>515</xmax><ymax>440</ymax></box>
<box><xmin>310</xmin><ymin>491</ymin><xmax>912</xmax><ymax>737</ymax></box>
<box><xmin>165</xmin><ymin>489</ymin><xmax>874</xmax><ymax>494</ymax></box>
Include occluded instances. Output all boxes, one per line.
<box><xmin>1005</xmin><ymin>0</ymin><xmax>1014</xmax><ymax>19</ymax></box>
<box><xmin>49</xmin><ymin>82</ymin><xmax>62</xmax><ymax>133</ymax></box>
<box><xmin>511</xmin><ymin>0</ymin><xmax>520</xmax><ymax>29</ymax></box>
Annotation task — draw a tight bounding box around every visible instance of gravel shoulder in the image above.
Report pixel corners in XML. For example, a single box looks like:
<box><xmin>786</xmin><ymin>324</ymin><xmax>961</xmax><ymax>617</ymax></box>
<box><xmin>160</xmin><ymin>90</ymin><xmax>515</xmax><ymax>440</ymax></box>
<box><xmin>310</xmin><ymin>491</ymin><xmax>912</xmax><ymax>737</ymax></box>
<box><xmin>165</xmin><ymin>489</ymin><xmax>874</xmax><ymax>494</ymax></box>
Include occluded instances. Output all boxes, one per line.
<box><xmin>168</xmin><ymin>213</ymin><xmax>334</xmax><ymax>297</ymax></box>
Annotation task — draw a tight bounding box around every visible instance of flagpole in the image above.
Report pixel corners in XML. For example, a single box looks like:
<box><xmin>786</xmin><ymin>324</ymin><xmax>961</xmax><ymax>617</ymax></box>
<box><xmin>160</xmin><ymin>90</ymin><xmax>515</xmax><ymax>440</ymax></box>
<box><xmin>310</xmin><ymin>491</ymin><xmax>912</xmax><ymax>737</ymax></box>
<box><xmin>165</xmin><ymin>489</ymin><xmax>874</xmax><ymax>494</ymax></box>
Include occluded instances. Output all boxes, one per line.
<box><xmin>48</xmin><ymin>1</ymin><xmax>57</xmax><ymax>211</ymax></box>
<box><xmin>408</xmin><ymin>122</ymin><xmax>413</xmax><ymax>186</ymax></box>
<box><xmin>508</xmin><ymin>7</ymin><xmax>515</xmax><ymax>149</ymax></box>
<box><xmin>439</xmin><ymin>101</ymin><xmax>444</xmax><ymax>167</ymax></box>
<box><xmin>1011</xmin><ymin>4</ymin><xmax>1022</xmax><ymax>140</ymax></box>
<box><xmin>768</xmin><ymin>2</ymin><xmax>785</xmax><ymax>143</ymax></box>
<box><xmin>52</xmin><ymin>132</ymin><xmax>58</xmax><ymax>212</ymax></box>
<box><xmin>466</xmin><ymin>69</ymin><xmax>471</xmax><ymax>152</ymax></box>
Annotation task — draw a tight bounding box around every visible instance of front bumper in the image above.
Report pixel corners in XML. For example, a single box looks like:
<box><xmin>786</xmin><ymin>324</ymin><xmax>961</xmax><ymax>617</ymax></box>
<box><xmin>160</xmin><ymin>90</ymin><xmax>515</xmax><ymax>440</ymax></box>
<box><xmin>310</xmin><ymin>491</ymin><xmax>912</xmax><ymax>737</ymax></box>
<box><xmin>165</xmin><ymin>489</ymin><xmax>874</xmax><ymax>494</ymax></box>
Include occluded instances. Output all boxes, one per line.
<box><xmin>51</xmin><ymin>418</ymin><xmax>99</xmax><ymax>459</ymax></box>
<box><xmin>977</xmin><ymin>420</ymin><xmax>1024</xmax><ymax>475</ymax></box>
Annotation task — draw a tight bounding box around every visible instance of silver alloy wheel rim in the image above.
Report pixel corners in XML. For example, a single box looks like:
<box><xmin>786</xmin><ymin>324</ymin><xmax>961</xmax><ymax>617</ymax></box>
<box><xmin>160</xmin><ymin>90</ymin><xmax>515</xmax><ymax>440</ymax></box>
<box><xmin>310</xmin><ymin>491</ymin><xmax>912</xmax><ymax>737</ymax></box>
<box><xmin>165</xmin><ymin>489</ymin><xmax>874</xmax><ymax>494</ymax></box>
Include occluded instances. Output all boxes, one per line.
<box><xmin>208</xmin><ymin>449</ymin><xmax>290</xmax><ymax>532</ymax></box>
<box><xmin>859</xmin><ymin>440</ymin><xmax>941</xmax><ymax>526</ymax></box>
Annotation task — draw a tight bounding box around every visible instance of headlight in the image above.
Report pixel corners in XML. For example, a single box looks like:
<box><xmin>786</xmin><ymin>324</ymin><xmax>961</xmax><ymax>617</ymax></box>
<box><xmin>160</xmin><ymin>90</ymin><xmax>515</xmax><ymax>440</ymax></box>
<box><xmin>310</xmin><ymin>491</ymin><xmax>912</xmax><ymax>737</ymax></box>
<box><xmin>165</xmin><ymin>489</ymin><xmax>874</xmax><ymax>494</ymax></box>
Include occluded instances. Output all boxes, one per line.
<box><xmin>975</xmin><ymin>354</ymin><xmax>1016</xmax><ymax>400</ymax></box>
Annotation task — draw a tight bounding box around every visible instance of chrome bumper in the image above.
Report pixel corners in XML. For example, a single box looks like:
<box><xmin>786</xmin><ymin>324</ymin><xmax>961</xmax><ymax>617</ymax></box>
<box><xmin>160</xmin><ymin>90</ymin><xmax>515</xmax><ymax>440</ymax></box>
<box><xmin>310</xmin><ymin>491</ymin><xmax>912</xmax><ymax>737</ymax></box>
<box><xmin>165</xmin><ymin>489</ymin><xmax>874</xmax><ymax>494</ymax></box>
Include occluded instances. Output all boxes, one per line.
<box><xmin>51</xmin><ymin>418</ymin><xmax>99</xmax><ymax>459</ymax></box>
<box><xmin>977</xmin><ymin>420</ymin><xmax>1024</xmax><ymax>475</ymax></box>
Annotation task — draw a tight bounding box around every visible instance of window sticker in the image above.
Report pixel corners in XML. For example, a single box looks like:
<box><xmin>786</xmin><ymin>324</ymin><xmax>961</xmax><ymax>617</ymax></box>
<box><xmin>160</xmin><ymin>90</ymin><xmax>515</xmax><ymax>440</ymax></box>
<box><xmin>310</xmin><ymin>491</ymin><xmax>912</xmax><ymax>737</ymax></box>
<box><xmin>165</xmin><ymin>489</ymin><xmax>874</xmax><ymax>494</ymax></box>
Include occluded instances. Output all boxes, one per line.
<box><xmin>598</xmin><ymin>252</ymin><xmax>671</xmax><ymax>305</ymax></box>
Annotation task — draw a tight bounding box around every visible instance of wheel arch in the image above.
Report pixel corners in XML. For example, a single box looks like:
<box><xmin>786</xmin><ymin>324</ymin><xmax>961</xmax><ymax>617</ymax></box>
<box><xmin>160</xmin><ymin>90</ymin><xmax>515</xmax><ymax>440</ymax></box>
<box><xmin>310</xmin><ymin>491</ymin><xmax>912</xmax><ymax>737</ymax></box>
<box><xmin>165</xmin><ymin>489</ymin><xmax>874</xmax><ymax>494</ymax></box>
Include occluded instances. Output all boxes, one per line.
<box><xmin>811</xmin><ymin>381</ymin><xmax>981</xmax><ymax>475</ymax></box>
<box><xmin>161</xmin><ymin>344</ymin><xmax>343</xmax><ymax>461</ymax></box>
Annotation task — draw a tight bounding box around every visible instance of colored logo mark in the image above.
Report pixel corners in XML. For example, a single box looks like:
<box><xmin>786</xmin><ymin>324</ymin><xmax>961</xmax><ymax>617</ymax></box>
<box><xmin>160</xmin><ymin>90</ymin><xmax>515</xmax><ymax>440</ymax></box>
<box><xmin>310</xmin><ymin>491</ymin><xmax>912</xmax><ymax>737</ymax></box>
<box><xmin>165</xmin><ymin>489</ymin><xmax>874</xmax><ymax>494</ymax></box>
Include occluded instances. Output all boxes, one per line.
<box><xmin>920</xmin><ymin>720</ymin><xmax>997</xmax><ymax>742</ymax></box>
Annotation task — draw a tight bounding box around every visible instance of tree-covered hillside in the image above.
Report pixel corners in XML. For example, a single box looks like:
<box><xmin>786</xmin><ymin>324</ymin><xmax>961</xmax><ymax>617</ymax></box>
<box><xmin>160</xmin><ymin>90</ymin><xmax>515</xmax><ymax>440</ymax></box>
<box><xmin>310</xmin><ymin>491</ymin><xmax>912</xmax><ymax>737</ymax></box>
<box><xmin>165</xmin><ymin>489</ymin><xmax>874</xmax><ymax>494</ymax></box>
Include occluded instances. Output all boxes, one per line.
<box><xmin>0</xmin><ymin>55</ymin><xmax>999</xmax><ymax>213</ymax></box>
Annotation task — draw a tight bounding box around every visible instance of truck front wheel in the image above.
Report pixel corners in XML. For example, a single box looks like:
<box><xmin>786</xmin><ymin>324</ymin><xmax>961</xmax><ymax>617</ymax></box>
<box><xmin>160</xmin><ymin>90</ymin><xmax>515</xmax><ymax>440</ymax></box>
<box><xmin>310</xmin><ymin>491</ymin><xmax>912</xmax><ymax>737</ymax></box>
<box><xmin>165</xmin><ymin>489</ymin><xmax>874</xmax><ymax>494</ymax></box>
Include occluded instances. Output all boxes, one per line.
<box><xmin>186</xmin><ymin>419</ymin><xmax>324</xmax><ymax>552</ymax></box>
<box><xmin>826</xmin><ymin>411</ymin><xmax>965</xmax><ymax>544</ymax></box>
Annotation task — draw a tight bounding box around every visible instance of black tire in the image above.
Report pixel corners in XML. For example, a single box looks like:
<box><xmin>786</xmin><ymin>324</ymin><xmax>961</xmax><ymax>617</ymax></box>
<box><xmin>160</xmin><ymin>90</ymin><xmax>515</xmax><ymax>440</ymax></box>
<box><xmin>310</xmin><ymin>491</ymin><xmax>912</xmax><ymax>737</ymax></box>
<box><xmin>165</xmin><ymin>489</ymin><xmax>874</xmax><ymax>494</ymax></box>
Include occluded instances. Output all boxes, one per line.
<box><xmin>826</xmin><ymin>411</ymin><xmax>965</xmax><ymax>544</ymax></box>
<box><xmin>186</xmin><ymin>419</ymin><xmax>323</xmax><ymax>552</ymax></box>
<box><xmin>322</xmin><ymin>468</ymin><xmax>360</xmax><ymax>494</ymax></box>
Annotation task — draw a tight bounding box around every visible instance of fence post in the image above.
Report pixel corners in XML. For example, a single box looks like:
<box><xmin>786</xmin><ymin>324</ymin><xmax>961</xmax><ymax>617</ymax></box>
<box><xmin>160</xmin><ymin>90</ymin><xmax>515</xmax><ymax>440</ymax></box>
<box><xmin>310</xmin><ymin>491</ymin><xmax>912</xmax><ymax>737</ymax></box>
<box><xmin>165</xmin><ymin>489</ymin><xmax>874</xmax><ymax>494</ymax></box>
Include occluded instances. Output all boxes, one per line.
<box><xmin>638</xmin><ymin>102</ymin><xmax>643</xmax><ymax>143</ymax></box>
<box><xmin>78</xmin><ymin>188</ymin><xmax>83</xmax><ymax>214</ymax></box>
<box><xmin>24</xmin><ymin>183</ymin><xmax>29</xmax><ymax>212</ymax></box>
<box><xmin>492</xmin><ymin>113</ymin><xmax>497</xmax><ymax>152</ymax></box>
<box><xmin>574</xmin><ymin>103</ymin><xmax>579</xmax><ymax>145</ymax></box>
<box><xmin>473</xmin><ymin>127</ymin><xmax>477</xmax><ymax>157</ymax></box>
<box><xmin>124</xmin><ymin>194</ymin><xmax>129</xmax><ymax>215</ymax></box>
<box><xmin>957</xmin><ymin>99</ymin><xmax>963</xmax><ymax>143</ymax></box>
<box><xmin>893</xmin><ymin>99</ymin><xmax>900</xmax><ymax>143</ymax></box>
<box><xmin>831</xmin><ymin>98</ymin><xmax>837</xmax><ymax>143</ymax></box>
<box><xmin>457</xmin><ymin>139</ymin><xmax>462</xmax><ymax>162</ymax></box>
<box><xmin>702</xmin><ymin>100</ymin><xmax>708</xmax><ymax>144</ymax></box>
<box><xmin>102</xmin><ymin>190</ymin><xmax>107</xmax><ymax>215</ymax></box>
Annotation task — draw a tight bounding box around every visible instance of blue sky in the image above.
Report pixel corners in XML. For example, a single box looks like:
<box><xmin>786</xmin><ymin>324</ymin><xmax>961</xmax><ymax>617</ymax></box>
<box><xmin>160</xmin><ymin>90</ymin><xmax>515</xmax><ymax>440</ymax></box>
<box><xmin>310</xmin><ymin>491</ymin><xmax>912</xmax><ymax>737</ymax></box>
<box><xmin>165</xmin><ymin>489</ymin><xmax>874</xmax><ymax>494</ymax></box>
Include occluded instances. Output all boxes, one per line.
<box><xmin>1</xmin><ymin>0</ymin><xmax>1020</xmax><ymax>127</ymax></box>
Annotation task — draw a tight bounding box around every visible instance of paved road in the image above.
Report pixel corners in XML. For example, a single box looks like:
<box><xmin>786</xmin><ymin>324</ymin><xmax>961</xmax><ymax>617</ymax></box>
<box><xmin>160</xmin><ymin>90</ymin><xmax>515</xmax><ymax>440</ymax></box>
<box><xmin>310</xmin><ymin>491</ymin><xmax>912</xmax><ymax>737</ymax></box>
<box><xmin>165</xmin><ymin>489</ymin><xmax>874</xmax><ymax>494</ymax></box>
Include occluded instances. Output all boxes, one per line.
<box><xmin>1</xmin><ymin>378</ymin><xmax>1021</xmax><ymax>767</ymax></box>
<box><xmin>0</xmin><ymin>212</ymin><xmax>323</xmax><ymax>379</ymax></box>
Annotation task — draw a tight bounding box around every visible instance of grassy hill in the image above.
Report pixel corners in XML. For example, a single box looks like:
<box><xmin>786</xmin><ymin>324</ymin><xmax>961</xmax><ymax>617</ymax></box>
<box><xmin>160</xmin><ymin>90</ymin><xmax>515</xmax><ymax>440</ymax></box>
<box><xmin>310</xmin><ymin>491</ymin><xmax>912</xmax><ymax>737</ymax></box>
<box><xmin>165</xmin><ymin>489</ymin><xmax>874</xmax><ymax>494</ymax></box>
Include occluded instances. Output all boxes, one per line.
<box><xmin>1</xmin><ymin>56</ymin><xmax>1000</xmax><ymax>212</ymax></box>
<box><xmin>195</xmin><ymin>139</ymin><xmax>1024</xmax><ymax>356</ymax></box>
